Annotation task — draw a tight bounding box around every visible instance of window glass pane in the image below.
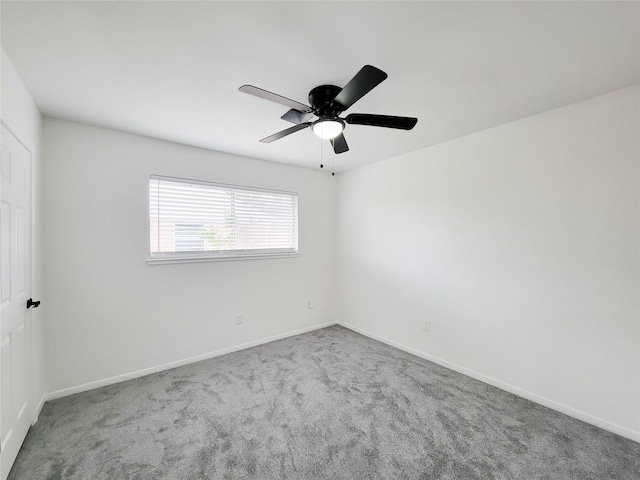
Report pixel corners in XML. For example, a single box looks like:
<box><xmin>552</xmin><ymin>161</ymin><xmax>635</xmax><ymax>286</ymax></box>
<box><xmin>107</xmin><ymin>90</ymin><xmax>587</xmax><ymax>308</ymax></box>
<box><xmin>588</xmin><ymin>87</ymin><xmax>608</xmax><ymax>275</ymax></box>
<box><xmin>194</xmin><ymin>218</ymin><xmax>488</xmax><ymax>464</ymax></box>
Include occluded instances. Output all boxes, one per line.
<box><xmin>174</xmin><ymin>224</ymin><xmax>205</xmax><ymax>252</ymax></box>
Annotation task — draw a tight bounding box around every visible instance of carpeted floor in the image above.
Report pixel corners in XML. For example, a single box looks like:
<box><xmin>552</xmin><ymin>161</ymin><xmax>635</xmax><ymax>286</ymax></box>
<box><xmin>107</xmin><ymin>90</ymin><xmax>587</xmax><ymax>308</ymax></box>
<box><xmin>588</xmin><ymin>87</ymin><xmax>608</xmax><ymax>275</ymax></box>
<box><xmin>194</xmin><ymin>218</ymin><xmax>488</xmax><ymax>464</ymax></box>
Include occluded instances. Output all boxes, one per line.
<box><xmin>9</xmin><ymin>325</ymin><xmax>640</xmax><ymax>479</ymax></box>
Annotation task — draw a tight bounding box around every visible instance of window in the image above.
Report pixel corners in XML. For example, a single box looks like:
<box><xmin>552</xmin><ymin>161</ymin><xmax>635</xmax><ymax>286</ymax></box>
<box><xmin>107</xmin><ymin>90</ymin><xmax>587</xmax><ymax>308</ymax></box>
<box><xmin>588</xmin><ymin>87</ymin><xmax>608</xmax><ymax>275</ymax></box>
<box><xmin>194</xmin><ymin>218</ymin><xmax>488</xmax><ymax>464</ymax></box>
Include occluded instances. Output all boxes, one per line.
<box><xmin>148</xmin><ymin>175</ymin><xmax>298</xmax><ymax>264</ymax></box>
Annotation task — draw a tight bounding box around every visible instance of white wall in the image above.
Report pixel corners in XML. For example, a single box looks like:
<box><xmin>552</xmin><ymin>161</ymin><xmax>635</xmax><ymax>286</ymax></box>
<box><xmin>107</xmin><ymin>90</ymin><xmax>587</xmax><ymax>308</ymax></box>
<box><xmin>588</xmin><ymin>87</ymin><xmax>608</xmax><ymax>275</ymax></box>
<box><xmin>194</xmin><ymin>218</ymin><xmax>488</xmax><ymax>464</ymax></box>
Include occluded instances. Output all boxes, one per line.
<box><xmin>1</xmin><ymin>49</ymin><xmax>45</xmax><ymax>414</ymax></box>
<box><xmin>42</xmin><ymin>119</ymin><xmax>336</xmax><ymax>393</ymax></box>
<box><xmin>336</xmin><ymin>86</ymin><xmax>640</xmax><ymax>441</ymax></box>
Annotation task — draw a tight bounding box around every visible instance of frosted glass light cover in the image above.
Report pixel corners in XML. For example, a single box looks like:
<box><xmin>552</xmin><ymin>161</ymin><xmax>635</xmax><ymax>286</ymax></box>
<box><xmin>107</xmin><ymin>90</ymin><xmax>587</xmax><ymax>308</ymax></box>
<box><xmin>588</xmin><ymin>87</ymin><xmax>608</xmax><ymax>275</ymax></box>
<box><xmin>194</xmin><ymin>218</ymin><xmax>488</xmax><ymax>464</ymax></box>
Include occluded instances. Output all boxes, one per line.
<box><xmin>312</xmin><ymin>120</ymin><xmax>344</xmax><ymax>139</ymax></box>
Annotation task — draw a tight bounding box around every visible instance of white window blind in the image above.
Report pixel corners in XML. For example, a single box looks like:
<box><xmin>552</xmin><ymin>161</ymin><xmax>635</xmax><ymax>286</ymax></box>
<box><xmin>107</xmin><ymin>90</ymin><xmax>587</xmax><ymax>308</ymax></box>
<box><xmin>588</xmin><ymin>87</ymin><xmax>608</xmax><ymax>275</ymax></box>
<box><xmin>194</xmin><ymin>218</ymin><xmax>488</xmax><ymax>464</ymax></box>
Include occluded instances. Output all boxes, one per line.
<box><xmin>149</xmin><ymin>175</ymin><xmax>298</xmax><ymax>263</ymax></box>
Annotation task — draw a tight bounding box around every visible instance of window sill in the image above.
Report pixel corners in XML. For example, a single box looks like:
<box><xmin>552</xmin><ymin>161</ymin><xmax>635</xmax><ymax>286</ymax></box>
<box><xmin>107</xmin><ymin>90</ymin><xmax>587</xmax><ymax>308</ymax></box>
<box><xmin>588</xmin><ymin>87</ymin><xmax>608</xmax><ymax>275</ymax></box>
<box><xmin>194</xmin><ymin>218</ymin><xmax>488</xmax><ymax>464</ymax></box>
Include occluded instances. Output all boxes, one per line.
<box><xmin>146</xmin><ymin>252</ymin><xmax>300</xmax><ymax>265</ymax></box>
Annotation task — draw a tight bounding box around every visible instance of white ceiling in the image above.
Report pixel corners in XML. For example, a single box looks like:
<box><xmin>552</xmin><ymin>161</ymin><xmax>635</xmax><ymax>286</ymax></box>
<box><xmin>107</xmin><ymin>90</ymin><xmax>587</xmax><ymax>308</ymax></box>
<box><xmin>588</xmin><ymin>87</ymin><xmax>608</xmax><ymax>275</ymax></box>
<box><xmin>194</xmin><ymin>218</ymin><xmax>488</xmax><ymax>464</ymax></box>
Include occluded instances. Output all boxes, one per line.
<box><xmin>2</xmin><ymin>1</ymin><xmax>638</xmax><ymax>172</ymax></box>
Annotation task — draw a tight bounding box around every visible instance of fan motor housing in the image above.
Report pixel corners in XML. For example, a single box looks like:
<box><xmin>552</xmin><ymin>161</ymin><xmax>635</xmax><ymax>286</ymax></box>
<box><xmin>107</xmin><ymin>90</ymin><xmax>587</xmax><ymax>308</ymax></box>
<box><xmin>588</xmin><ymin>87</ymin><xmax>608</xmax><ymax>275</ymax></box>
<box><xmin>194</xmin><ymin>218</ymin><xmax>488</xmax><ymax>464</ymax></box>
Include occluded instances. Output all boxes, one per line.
<box><xmin>309</xmin><ymin>85</ymin><xmax>342</xmax><ymax>116</ymax></box>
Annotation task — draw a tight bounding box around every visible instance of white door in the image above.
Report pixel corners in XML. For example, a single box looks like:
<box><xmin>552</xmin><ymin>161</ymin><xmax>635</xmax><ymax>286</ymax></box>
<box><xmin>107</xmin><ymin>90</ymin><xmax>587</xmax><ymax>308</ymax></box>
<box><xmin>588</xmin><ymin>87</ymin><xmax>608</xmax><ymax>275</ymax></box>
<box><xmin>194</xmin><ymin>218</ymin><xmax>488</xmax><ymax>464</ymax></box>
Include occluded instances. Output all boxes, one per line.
<box><xmin>0</xmin><ymin>124</ymin><xmax>33</xmax><ymax>480</ymax></box>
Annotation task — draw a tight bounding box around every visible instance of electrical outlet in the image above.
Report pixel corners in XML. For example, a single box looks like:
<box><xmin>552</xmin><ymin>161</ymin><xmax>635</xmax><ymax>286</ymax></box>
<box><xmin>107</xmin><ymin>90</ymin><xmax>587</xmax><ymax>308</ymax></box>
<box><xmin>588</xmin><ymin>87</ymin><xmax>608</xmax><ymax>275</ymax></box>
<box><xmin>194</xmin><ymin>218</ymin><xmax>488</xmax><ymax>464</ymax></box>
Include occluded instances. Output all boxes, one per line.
<box><xmin>423</xmin><ymin>319</ymin><xmax>431</xmax><ymax>332</ymax></box>
<box><xmin>235</xmin><ymin>313</ymin><xmax>243</xmax><ymax>325</ymax></box>
<box><xmin>308</xmin><ymin>300</ymin><xmax>315</xmax><ymax>310</ymax></box>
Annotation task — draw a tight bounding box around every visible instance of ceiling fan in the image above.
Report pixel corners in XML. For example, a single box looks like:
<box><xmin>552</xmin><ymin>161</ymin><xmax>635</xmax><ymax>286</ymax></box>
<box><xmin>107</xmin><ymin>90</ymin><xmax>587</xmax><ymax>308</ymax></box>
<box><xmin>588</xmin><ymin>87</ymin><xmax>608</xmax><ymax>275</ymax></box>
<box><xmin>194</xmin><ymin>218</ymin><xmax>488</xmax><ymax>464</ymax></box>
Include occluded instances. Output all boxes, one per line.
<box><xmin>239</xmin><ymin>65</ymin><xmax>418</xmax><ymax>155</ymax></box>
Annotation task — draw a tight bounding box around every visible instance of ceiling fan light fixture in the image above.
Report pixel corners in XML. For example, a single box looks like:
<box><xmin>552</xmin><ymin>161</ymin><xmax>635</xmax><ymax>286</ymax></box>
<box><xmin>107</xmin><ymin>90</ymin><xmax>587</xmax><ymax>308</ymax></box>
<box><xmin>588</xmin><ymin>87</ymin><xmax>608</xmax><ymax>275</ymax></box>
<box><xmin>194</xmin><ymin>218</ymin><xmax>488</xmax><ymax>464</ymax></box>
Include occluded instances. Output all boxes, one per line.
<box><xmin>312</xmin><ymin>118</ymin><xmax>344</xmax><ymax>139</ymax></box>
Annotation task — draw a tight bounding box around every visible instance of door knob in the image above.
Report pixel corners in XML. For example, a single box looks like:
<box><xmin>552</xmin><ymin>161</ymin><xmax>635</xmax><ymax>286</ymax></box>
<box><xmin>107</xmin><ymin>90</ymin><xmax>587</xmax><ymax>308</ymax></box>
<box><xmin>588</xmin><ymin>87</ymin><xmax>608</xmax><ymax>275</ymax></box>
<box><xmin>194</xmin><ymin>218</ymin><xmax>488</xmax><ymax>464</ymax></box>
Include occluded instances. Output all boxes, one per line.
<box><xmin>26</xmin><ymin>298</ymin><xmax>40</xmax><ymax>309</ymax></box>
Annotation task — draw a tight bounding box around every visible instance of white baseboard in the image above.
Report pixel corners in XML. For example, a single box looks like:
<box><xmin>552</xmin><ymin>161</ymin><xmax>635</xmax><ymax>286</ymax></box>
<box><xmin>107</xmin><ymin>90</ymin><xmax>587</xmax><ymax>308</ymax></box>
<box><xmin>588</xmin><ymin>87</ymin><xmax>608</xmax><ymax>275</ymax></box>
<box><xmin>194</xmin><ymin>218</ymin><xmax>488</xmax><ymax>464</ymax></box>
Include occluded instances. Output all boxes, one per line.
<box><xmin>42</xmin><ymin>321</ymin><xmax>336</xmax><ymax>404</ymax></box>
<box><xmin>34</xmin><ymin>395</ymin><xmax>46</xmax><ymax>423</ymax></box>
<box><xmin>338</xmin><ymin>321</ymin><xmax>640</xmax><ymax>444</ymax></box>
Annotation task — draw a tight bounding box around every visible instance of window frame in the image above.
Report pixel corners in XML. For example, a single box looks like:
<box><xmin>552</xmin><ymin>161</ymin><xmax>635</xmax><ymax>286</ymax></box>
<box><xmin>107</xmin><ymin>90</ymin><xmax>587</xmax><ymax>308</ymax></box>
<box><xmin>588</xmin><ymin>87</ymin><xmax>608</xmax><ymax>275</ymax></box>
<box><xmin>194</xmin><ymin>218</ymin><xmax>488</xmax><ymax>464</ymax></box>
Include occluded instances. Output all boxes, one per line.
<box><xmin>147</xmin><ymin>175</ymin><xmax>300</xmax><ymax>265</ymax></box>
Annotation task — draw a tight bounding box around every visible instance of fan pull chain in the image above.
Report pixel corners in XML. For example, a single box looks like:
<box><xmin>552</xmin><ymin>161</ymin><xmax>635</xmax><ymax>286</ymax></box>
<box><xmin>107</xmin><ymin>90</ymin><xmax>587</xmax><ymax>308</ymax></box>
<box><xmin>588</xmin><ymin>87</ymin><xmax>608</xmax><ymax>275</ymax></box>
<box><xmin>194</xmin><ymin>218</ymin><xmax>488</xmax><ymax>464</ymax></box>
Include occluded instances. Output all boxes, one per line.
<box><xmin>320</xmin><ymin>137</ymin><xmax>324</xmax><ymax>169</ymax></box>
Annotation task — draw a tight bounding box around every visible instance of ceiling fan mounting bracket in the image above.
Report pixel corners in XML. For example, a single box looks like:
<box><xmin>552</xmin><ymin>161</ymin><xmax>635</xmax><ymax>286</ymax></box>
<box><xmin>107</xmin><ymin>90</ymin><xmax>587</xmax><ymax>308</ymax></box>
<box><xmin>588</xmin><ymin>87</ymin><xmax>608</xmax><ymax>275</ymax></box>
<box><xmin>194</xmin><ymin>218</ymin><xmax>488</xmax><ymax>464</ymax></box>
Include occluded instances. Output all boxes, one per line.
<box><xmin>308</xmin><ymin>85</ymin><xmax>343</xmax><ymax>117</ymax></box>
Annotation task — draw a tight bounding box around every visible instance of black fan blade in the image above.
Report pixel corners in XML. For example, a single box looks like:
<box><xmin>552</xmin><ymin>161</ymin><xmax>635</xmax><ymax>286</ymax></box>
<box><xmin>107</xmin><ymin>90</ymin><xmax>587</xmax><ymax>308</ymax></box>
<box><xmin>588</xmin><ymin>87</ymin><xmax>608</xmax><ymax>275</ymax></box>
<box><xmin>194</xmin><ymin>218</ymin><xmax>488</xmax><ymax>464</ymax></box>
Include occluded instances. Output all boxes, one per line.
<box><xmin>240</xmin><ymin>85</ymin><xmax>311</xmax><ymax>112</ymax></box>
<box><xmin>260</xmin><ymin>123</ymin><xmax>310</xmax><ymax>143</ymax></box>
<box><xmin>332</xmin><ymin>65</ymin><xmax>388</xmax><ymax>111</ymax></box>
<box><xmin>281</xmin><ymin>109</ymin><xmax>314</xmax><ymax>125</ymax></box>
<box><xmin>346</xmin><ymin>114</ymin><xmax>418</xmax><ymax>130</ymax></box>
<box><xmin>330</xmin><ymin>133</ymin><xmax>349</xmax><ymax>154</ymax></box>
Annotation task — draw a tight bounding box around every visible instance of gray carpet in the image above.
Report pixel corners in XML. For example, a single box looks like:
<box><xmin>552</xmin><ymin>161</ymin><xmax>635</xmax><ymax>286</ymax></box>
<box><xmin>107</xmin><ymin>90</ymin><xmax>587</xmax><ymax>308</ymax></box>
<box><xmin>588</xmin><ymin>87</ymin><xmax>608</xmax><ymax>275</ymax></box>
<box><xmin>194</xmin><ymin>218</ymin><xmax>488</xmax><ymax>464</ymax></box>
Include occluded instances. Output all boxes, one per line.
<box><xmin>9</xmin><ymin>325</ymin><xmax>640</xmax><ymax>479</ymax></box>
